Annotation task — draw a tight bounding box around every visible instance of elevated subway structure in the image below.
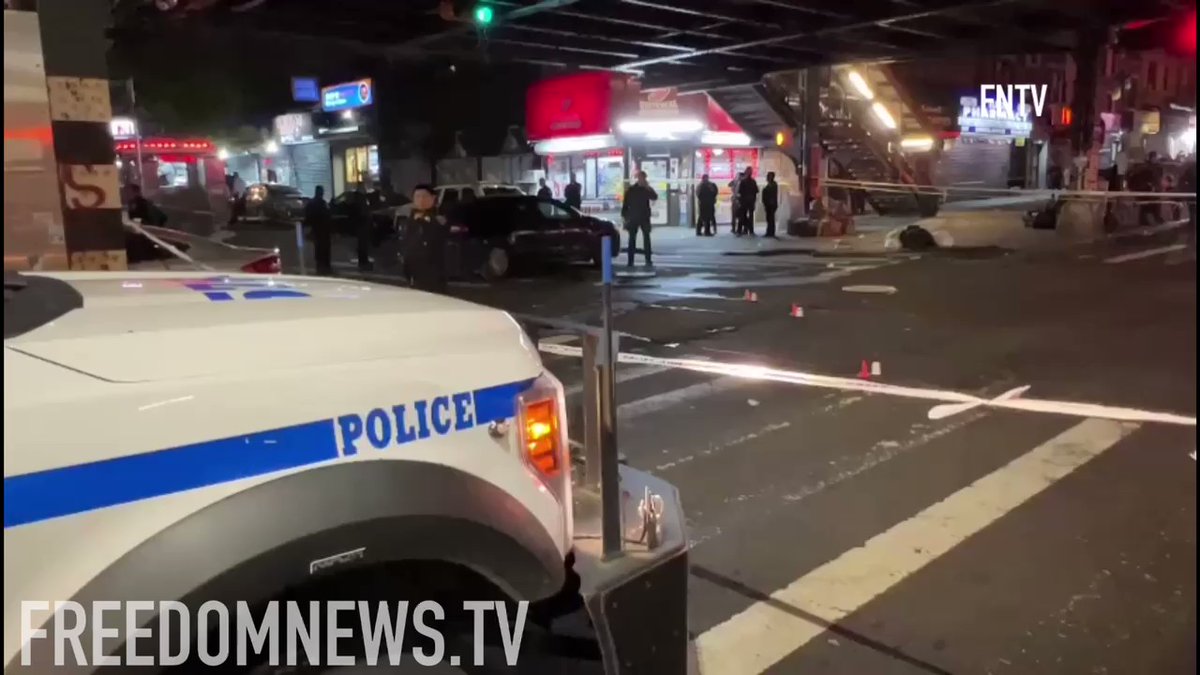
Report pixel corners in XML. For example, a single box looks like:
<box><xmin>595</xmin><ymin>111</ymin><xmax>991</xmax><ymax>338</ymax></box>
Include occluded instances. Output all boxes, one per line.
<box><xmin>120</xmin><ymin>0</ymin><xmax>1190</xmax><ymax>221</ymax></box>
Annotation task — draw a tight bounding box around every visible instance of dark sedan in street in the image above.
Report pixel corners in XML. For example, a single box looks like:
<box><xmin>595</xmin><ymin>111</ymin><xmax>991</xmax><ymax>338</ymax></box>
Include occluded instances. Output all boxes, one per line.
<box><xmin>330</xmin><ymin>189</ymin><xmax>408</xmax><ymax>245</ymax></box>
<box><xmin>379</xmin><ymin>195</ymin><xmax>620</xmax><ymax>280</ymax></box>
<box><xmin>240</xmin><ymin>183</ymin><xmax>306</xmax><ymax>223</ymax></box>
<box><xmin>443</xmin><ymin>195</ymin><xmax>621</xmax><ymax>279</ymax></box>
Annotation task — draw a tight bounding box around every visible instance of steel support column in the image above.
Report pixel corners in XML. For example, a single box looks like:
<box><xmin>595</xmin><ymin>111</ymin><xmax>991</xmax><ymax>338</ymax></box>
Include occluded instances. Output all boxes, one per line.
<box><xmin>801</xmin><ymin>67</ymin><xmax>827</xmax><ymax>217</ymax></box>
<box><xmin>1070</xmin><ymin>28</ymin><xmax>1109</xmax><ymax>190</ymax></box>
<box><xmin>34</xmin><ymin>0</ymin><xmax>126</xmax><ymax>270</ymax></box>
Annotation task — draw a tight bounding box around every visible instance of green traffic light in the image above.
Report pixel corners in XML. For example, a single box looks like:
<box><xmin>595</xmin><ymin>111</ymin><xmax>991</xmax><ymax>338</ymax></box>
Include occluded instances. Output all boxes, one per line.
<box><xmin>474</xmin><ymin>4</ymin><xmax>494</xmax><ymax>25</ymax></box>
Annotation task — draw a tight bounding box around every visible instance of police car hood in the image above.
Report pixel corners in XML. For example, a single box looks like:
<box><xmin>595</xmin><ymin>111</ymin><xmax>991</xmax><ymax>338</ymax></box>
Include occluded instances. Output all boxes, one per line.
<box><xmin>8</xmin><ymin>272</ymin><xmax>541</xmax><ymax>383</ymax></box>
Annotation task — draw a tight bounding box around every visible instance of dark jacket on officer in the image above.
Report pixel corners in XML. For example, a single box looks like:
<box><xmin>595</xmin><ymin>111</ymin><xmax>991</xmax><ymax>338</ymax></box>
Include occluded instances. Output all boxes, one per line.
<box><xmin>622</xmin><ymin>183</ymin><xmax>658</xmax><ymax>228</ymax></box>
<box><xmin>697</xmin><ymin>180</ymin><xmax>718</xmax><ymax>210</ymax></box>
<box><xmin>402</xmin><ymin>208</ymin><xmax>448</xmax><ymax>292</ymax></box>
<box><xmin>738</xmin><ymin>175</ymin><xmax>760</xmax><ymax>204</ymax></box>
<box><xmin>761</xmin><ymin>180</ymin><xmax>779</xmax><ymax>210</ymax></box>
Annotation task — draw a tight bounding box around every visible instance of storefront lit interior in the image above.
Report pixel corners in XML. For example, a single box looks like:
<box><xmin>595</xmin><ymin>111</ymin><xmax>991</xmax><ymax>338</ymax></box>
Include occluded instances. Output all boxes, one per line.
<box><xmin>527</xmin><ymin>72</ymin><xmax>772</xmax><ymax>228</ymax></box>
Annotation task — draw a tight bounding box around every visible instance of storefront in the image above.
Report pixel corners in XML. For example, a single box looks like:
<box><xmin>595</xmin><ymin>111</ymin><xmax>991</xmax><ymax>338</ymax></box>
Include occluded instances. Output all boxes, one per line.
<box><xmin>938</xmin><ymin>94</ymin><xmax>1042</xmax><ymax>193</ymax></box>
<box><xmin>272</xmin><ymin>78</ymin><xmax>382</xmax><ymax>199</ymax></box>
<box><xmin>526</xmin><ymin>72</ymin><xmax>761</xmax><ymax>227</ymax></box>
<box><xmin>114</xmin><ymin>137</ymin><xmax>229</xmax><ymax>233</ymax></box>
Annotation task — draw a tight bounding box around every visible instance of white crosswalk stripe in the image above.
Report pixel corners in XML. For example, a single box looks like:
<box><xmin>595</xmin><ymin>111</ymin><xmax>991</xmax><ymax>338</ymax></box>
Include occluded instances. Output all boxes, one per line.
<box><xmin>535</xmin><ymin>343</ymin><xmax>1156</xmax><ymax>674</ymax></box>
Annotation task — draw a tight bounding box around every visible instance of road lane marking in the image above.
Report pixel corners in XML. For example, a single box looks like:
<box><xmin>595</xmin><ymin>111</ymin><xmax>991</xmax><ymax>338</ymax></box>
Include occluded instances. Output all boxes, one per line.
<box><xmin>655</xmin><ymin>421</ymin><xmax>791</xmax><ymax>471</ymax></box>
<box><xmin>618</xmin><ymin>376</ymin><xmax>744</xmax><ymax>420</ymax></box>
<box><xmin>540</xmin><ymin>334</ymin><xmax>579</xmax><ymax>345</ymax></box>
<box><xmin>927</xmin><ymin>385</ymin><xmax>1030</xmax><ymax>420</ymax></box>
<box><xmin>1103</xmin><ymin>244</ymin><xmax>1187</xmax><ymax>264</ymax></box>
<box><xmin>562</xmin><ymin>364</ymin><xmax>668</xmax><ymax>397</ymax></box>
<box><xmin>695</xmin><ymin>418</ymin><xmax>1140</xmax><ymax>675</ymax></box>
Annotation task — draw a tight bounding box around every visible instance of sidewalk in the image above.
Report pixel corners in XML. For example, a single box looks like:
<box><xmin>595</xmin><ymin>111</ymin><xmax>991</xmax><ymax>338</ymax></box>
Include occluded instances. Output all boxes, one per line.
<box><xmin>648</xmin><ymin>207</ymin><xmax>1078</xmax><ymax>257</ymax></box>
<box><xmin>649</xmin><ymin>214</ymin><xmax>912</xmax><ymax>257</ymax></box>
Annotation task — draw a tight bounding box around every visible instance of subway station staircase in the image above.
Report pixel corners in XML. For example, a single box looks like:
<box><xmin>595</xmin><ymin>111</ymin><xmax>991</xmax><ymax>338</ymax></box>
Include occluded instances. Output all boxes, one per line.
<box><xmin>708</xmin><ymin>65</ymin><xmax>939</xmax><ymax>216</ymax></box>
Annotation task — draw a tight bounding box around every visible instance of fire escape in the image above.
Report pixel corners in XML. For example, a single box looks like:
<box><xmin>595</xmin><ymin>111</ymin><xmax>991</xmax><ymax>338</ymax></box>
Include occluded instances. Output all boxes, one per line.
<box><xmin>708</xmin><ymin>65</ymin><xmax>940</xmax><ymax>216</ymax></box>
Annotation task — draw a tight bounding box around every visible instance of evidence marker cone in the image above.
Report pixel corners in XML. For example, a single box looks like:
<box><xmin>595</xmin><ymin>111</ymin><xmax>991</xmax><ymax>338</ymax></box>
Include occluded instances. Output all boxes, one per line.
<box><xmin>743</xmin><ymin>289</ymin><xmax>758</xmax><ymax>302</ymax></box>
<box><xmin>790</xmin><ymin>304</ymin><xmax>804</xmax><ymax>318</ymax></box>
<box><xmin>857</xmin><ymin>360</ymin><xmax>871</xmax><ymax>379</ymax></box>
<box><xmin>870</xmin><ymin>361</ymin><xmax>882</xmax><ymax>377</ymax></box>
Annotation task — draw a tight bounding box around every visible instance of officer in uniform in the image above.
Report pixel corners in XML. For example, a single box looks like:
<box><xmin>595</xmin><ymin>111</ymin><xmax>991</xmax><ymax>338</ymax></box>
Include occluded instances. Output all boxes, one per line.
<box><xmin>621</xmin><ymin>171</ymin><xmax>658</xmax><ymax>267</ymax></box>
<box><xmin>761</xmin><ymin>171</ymin><xmax>779</xmax><ymax>238</ymax></box>
<box><xmin>737</xmin><ymin>168</ymin><xmax>759</xmax><ymax>236</ymax></box>
<box><xmin>402</xmin><ymin>184</ymin><xmax>448</xmax><ymax>293</ymax></box>
<box><xmin>696</xmin><ymin>174</ymin><xmax>718</xmax><ymax>236</ymax></box>
<box><xmin>564</xmin><ymin>175</ymin><xmax>583</xmax><ymax>210</ymax></box>
<box><xmin>304</xmin><ymin>185</ymin><xmax>332</xmax><ymax>275</ymax></box>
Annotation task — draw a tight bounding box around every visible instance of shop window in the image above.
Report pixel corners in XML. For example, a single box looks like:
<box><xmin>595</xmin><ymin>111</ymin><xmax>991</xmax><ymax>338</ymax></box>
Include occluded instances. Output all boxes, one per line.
<box><xmin>595</xmin><ymin>156</ymin><xmax>624</xmax><ymax>199</ymax></box>
<box><xmin>584</xmin><ymin>157</ymin><xmax>598</xmax><ymax>199</ymax></box>
<box><xmin>344</xmin><ymin>145</ymin><xmax>379</xmax><ymax>186</ymax></box>
<box><xmin>156</xmin><ymin>160</ymin><xmax>190</xmax><ymax>188</ymax></box>
<box><xmin>547</xmin><ymin>156</ymin><xmax>570</xmax><ymax>198</ymax></box>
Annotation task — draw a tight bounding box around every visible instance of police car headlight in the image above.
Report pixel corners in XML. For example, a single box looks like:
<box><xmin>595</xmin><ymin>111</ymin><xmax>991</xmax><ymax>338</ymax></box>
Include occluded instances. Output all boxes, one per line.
<box><xmin>517</xmin><ymin>372</ymin><xmax>571</xmax><ymax>506</ymax></box>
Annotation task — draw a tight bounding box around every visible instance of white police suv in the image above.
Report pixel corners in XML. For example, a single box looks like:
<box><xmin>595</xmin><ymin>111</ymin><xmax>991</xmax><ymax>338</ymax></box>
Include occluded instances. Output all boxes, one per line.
<box><xmin>3</xmin><ymin>271</ymin><xmax>687</xmax><ymax>673</ymax></box>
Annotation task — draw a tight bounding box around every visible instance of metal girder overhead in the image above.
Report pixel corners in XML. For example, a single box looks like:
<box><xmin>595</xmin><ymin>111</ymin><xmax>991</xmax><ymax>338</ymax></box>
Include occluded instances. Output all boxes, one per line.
<box><xmin>120</xmin><ymin>0</ymin><xmax>1187</xmax><ymax>89</ymax></box>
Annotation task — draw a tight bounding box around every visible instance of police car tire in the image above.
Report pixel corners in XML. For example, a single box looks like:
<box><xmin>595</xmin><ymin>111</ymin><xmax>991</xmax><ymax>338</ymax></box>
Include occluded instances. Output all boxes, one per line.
<box><xmin>481</xmin><ymin>247</ymin><xmax>510</xmax><ymax>280</ymax></box>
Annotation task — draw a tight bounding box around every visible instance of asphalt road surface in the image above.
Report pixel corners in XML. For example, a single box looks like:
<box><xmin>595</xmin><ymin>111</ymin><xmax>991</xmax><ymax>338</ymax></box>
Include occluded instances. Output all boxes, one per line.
<box><xmin>406</xmin><ymin>225</ymin><xmax>1194</xmax><ymax>675</ymax></box>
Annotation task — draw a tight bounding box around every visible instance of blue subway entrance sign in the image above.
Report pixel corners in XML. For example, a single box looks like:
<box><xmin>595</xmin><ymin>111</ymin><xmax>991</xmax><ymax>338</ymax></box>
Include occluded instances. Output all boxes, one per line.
<box><xmin>292</xmin><ymin>77</ymin><xmax>320</xmax><ymax>103</ymax></box>
<box><xmin>322</xmin><ymin>79</ymin><xmax>374</xmax><ymax>112</ymax></box>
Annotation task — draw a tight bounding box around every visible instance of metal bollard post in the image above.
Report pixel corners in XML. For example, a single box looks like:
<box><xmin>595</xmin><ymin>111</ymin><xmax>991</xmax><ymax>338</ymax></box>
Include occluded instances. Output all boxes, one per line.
<box><xmin>582</xmin><ymin>330</ymin><xmax>603</xmax><ymax>489</ymax></box>
<box><xmin>599</xmin><ymin>236</ymin><xmax>622</xmax><ymax>560</ymax></box>
<box><xmin>294</xmin><ymin>221</ymin><xmax>308</xmax><ymax>276</ymax></box>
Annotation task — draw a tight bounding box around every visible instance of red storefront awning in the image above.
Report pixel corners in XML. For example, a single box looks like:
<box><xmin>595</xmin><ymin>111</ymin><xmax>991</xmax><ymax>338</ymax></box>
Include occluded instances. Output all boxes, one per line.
<box><xmin>526</xmin><ymin>72</ymin><xmax>623</xmax><ymax>141</ymax></box>
<box><xmin>526</xmin><ymin>74</ymin><xmax>750</xmax><ymax>147</ymax></box>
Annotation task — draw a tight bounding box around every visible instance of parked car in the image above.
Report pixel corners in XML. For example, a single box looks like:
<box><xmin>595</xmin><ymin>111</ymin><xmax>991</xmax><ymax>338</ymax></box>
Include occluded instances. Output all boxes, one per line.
<box><xmin>393</xmin><ymin>183</ymin><xmax>526</xmax><ymax>220</ymax></box>
<box><xmin>330</xmin><ymin>189</ymin><xmax>407</xmax><ymax>244</ymax></box>
<box><xmin>430</xmin><ymin>195</ymin><xmax>620</xmax><ymax>280</ymax></box>
<box><xmin>240</xmin><ymin>183</ymin><xmax>306</xmax><ymax>223</ymax></box>
<box><xmin>124</xmin><ymin>218</ymin><xmax>282</xmax><ymax>273</ymax></box>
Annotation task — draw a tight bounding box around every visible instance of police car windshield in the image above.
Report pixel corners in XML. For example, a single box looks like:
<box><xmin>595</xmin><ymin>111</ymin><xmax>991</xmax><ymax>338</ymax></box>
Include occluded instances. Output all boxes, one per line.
<box><xmin>5</xmin><ymin>273</ymin><xmax>84</xmax><ymax>339</ymax></box>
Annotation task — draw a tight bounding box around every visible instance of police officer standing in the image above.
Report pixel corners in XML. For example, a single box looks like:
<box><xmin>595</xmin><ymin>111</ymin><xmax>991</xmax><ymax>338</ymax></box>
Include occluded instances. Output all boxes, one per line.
<box><xmin>402</xmin><ymin>184</ymin><xmax>448</xmax><ymax>293</ymax></box>
<box><xmin>696</xmin><ymin>174</ymin><xmax>718</xmax><ymax>237</ymax></box>
<box><xmin>621</xmin><ymin>171</ymin><xmax>658</xmax><ymax>267</ymax></box>
<box><xmin>564</xmin><ymin>175</ymin><xmax>583</xmax><ymax>210</ymax></box>
<box><xmin>761</xmin><ymin>171</ymin><xmax>779</xmax><ymax>238</ymax></box>
<box><xmin>537</xmin><ymin>178</ymin><xmax>553</xmax><ymax>200</ymax></box>
<box><xmin>349</xmin><ymin>185</ymin><xmax>373</xmax><ymax>271</ymax></box>
<box><xmin>728</xmin><ymin>174</ymin><xmax>742</xmax><ymax>235</ymax></box>
<box><xmin>737</xmin><ymin>168</ymin><xmax>759</xmax><ymax>236</ymax></box>
<box><xmin>304</xmin><ymin>185</ymin><xmax>332</xmax><ymax>275</ymax></box>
